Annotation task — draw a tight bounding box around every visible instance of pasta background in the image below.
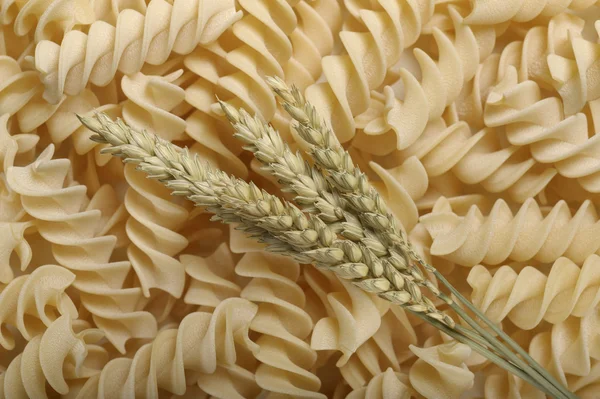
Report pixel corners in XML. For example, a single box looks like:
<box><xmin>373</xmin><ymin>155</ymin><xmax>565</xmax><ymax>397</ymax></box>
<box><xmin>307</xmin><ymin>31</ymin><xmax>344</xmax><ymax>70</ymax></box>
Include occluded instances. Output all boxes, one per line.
<box><xmin>2</xmin><ymin>0</ymin><xmax>600</xmax><ymax>398</ymax></box>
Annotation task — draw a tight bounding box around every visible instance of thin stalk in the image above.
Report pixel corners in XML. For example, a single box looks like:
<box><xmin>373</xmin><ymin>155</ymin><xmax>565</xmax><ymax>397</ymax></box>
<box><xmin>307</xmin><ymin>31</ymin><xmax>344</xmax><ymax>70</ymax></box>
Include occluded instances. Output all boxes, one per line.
<box><xmin>408</xmin><ymin>310</ymin><xmax>557</xmax><ymax>398</ymax></box>
<box><xmin>433</xmin><ymin>269</ymin><xmax>577</xmax><ymax>399</ymax></box>
<box><xmin>447</xmin><ymin>300</ymin><xmax>567</xmax><ymax>399</ymax></box>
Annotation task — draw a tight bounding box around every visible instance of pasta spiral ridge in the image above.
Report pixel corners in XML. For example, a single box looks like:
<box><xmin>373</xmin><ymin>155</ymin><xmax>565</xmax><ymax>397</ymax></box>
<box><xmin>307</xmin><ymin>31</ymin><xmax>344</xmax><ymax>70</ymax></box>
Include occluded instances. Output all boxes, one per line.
<box><xmin>305</xmin><ymin>0</ymin><xmax>434</xmax><ymax>143</ymax></box>
<box><xmin>0</xmin><ymin>56</ymin><xmax>120</xmax><ymax>164</ymax></box>
<box><xmin>339</xmin><ymin>307</ymin><xmax>417</xmax><ymax>391</ymax></box>
<box><xmin>123</xmin><ymin>162</ymin><xmax>189</xmax><ymax>299</ymax></box>
<box><xmin>205</xmin><ymin>0</ymin><xmax>298</xmax><ymax>122</ymax></box>
<box><xmin>0</xmin><ymin>0</ymin><xmax>95</xmax><ymax>43</ymax></box>
<box><xmin>421</xmin><ymin>196</ymin><xmax>600</xmax><ymax>267</ymax></box>
<box><xmin>0</xmin><ymin>314</ymin><xmax>107</xmax><ymax>399</ymax></box>
<box><xmin>236</xmin><ymin>252</ymin><xmax>324</xmax><ymax>398</ymax></box>
<box><xmin>343</xmin><ymin>368</ymin><xmax>412</xmax><ymax>399</ymax></box>
<box><xmin>6</xmin><ymin>146</ymin><xmax>158</xmax><ymax>353</ymax></box>
<box><xmin>183</xmin><ymin>243</ymin><xmax>241</xmax><ymax>308</ymax></box>
<box><xmin>33</xmin><ymin>0</ymin><xmax>242</xmax><ymax>104</ymax></box>
<box><xmin>484</xmin><ymin>66</ymin><xmax>600</xmax><ymax>192</ymax></box>
<box><xmin>305</xmin><ymin>266</ymin><xmax>387</xmax><ymax>367</ymax></box>
<box><xmin>0</xmin><ymin>265</ymin><xmax>77</xmax><ymax>350</ymax></box>
<box><xmin>463</xmin><ymin>0</ymin><xmax>596</xmax><ymax>25</ymax></box>
<box><xmin>74</xmin><ymin>298</ymin><xmax>261</xmax><ymax>399</ymax></box>
<box><xmin>362</xmin><ymin>6</ymin><xmax>484</xmax><ymax>150</ymax></box>
<box><xmin>284</xmin><ymin>0</ymin><xmax>342</xmax><ymax>91</ymax></box>
<box><xmin>487</xmin><ymin>313</ymin><xmax>600</xmax><ymax>398</ymax></box>
<box><xmin>121</xmin><ymin>69</ymin><xmax>187</xmax><ymax>142</ymax></box>
<box><xmin>468</xmin><ymin>255</ymin><xmax>600</xmax><ymax>329</ymax></box>
<box><xmin>408</xmin><ymin>341</ymin><xmax>474</xmax><ymax>399</ymax></box>
<box><xmin>395</xmin><ymin>118</ymin><xmax>557</xmax><ymax>202</ymax></box>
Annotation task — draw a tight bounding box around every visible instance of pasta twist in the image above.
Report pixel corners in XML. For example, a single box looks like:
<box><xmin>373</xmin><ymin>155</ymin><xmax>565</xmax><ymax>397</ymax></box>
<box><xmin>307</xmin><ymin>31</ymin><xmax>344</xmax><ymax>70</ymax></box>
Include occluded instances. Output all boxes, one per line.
<box><xmin>123</xmin><ymin>162</ymin><xmax>189</xmax><ymax>298</ymax></box>
<box><xmin>342</xmin><ymin>368</ymin><xmax>412</xmax><ymax>399</ymax></box>
<box><xmin>34</xmin><ymin>0</ymin><xmax>242</xmax><ymax>104</ymax></box>
<box><xmin>339</xmin><ymin>307</ymin><xmax>418</xmax><ymax>390</ymax></box>
<box><xmin>305</xmin><ymin>0</ymin><xmax>434</xmax><ymax>143</ymax></box>
<box><xmin>361</xmin><ymin>6</ymin><xmax>484</xmax><ymax>150</ymax></box>
<box><xmin>236</xmin><ymin>252</ymin><xmax>324</xmax><ymax>398</ymax></box>
<box><xmin>205</xmin><ymin>0</ymin><xmax>298</xmax><ymax>122</ymax></box>
<box><xmin>463</xmin><ymin>0</ymin><xmax>596</xmax><ymax>25</ymax></box>
<box><xmin>408</xmin><ymin>341</ymin><xmax>474</xmax><ymax>399</ymax></box>
<box><xmin>0</xmin><ymin>220</ymin><xmax>33</xmax><ymax>284</ymax></box>
<box><xmin>0</xmin><ymin>56</ymin><xmax>120</xmax><ymax>165</ymax></box>
<box><xmin>0</xmin><ymin>315</ymin><xmax>107</xmax><ymax>399</ymax></box>
<box><xmin>421</xmin><ymin>196</ymin><xmax>600</xmax><ymax>267</ymax></box>
<box><xmin>182</xmin><ymin>243</ymin><xmax>241</xmax><ymax>308</ymax></box>
<box><xmin>121</xmin><ymin>69</ymin><xmax>187</xmax><ymax>142</ymax></box>
<box><xmin>394</xmin><ymin>118</ymin><xmax>557</xmax><ymax>202</ymax></box>
<box><xmin>468</xmin><ymin>255</ymin><xmax>600</xmax><ymax>329</ymax></box>
<box><xmin>305</xmin><ymin>266</ymin><xmax>388</xmax><ymax>367</ymax></box>
<box><xmin>0</xmin><ymin>265</ymin><xmax>77</xmax><ymax>350</ymax></box>
<box><xmin>486</xmin><ymin>313</ymin><xmax>600</xmax><ymax>398</ymax></box>
<box><xmin>6</xmin><ymin>146</ymin><xmax>158</xmax><ymax>353</ymax></box>
<box><xmin>74</xmin><ymin>298</ymin><xmax>261</xmax><ymax>399</ymax></box>
<box><xmin>0</xmin><ymin>0</ymin><xmax>95</xmax><ymax>43</ymax></box>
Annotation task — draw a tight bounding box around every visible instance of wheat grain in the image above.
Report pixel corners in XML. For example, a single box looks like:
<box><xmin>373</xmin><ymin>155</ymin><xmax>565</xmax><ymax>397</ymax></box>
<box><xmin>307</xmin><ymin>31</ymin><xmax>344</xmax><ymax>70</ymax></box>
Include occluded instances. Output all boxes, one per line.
<box><xmin>78</xmin><ymin>113</ymin><xmax>453</xmax><ymax>326</ymax></box>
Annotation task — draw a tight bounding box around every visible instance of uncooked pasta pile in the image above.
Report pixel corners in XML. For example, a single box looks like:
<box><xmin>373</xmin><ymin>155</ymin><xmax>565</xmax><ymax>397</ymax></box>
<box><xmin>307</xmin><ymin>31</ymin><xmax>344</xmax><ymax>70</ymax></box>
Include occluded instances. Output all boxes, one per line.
<box><xmin>1</xmin><ymin>0</ymin><xmax>600</xmax><ymax>398</ymax></box>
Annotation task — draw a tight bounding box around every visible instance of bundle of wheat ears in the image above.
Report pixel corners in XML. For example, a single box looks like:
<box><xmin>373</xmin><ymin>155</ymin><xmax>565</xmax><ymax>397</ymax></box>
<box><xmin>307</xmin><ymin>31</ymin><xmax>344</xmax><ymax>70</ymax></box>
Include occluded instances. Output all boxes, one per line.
<box><xmin>78</xmin><ymin>77</ymin><xmax>577</xmax><ymax>399</ymax></box>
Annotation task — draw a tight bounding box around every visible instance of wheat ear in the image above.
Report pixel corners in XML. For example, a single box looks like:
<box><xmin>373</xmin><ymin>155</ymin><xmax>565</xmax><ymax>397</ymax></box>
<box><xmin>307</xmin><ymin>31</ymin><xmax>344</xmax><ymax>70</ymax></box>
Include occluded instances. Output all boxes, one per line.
<box><xmin>77</xmin><ymin>113</ymin><xmax>452</xmax><ymax>326</ymax></box>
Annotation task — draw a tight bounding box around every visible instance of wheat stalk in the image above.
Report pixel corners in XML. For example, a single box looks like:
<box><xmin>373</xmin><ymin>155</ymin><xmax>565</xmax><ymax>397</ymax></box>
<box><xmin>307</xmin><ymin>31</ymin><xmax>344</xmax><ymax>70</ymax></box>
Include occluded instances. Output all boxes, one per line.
<box><xmin>78</xmin><ymin>113</ymin><xmax>451</xmax><ymax>325</ymax></box>
<box><xmin>78</xmin><ymin>109</ymin><xmax>576</xmax><ymax>399</ymax></box>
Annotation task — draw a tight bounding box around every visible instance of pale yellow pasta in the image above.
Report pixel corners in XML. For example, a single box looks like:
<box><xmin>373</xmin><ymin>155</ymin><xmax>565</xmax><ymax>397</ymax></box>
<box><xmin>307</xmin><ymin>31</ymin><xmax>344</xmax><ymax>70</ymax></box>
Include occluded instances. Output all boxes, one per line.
<box><xmin>339</xmin><ymin>307</ymin><xmax>418</xmax><ymax>390</ymax></box>
<box><xmin>74</xmin><ymin>298</ymin><xmax>260</xmax><ymax>399</ymax></box>
<box><xmin>0</xmin><ymin>265</ymin><xmax>77</xmax><ymax>349</ymax></box>
<box><xmin>121</xmin><ymin>69</ymin><xmax>187</xmax><ymax>141</ymax></box>
<box><xmin>34</xmin><ymin>0</ymin><xmax>242</xmax><ymax>104</ymax></box>
<box><xmin>468</xmin><ymin>255</ymin><xmax>600</xmax><ymax>329</ymax></box>
<box><xmin>464</xmin><ymin>0</ymin><xmax>595</xmax><ymax>26</ymax></box>
<box><xmin>343</xmin><ymin>368</ymin><xmax>412</xmax><ymax>399</ymax></box>
<box><xmin>0</xmin><ymin>0</ymin><xmax>95</xmax><ymax>43</ymax></box>
<box><xmin>359</xmin><ymin>7</ymin><xmax>485</xmax><ymax>151</ymax></box>
<box><xmin>183</xmin><ymin>243</ymin><xmax>241</xmax><ymax>308</ymax></box>
<box><xmin>408</xmin><ymin>341</ymin><xmax>474</xmax><ymax>399</ymax></box>
<box><xmin>304</xmin><ymin>265</ymin><xmax>388</xmax><ymax>367</ymax></box>
<box><xmin>6</xmin><ymin>146</ymin><xmax>158</xmax><ymax>353</ymax></box>
<box><xmin>421</xmin><ymin>196</ymin><xmax>600</xmax><ymax>266</ymax></box>
<box><xmin>0</xmin><ymin>314</ymin><xmax>107</xmax><ymax>399</ymax></box>
<box><xmin>123</xmin><ymin>163</ymin><xmax>189</xmax><ymax>299</ymax></box>
<box><xmin>305</xmin><ymin>0</ymin><xmax>434</xmax><ymax>143</ymax></box>
<box><xmin>485</xmin><ymin>66</ymin><xmax>600</xmax><ymax>193</ymax></box>
<box><xmin>236</xmin><ymin>251</ymin><xmax>323</xmax><ymax>398</ymax></box>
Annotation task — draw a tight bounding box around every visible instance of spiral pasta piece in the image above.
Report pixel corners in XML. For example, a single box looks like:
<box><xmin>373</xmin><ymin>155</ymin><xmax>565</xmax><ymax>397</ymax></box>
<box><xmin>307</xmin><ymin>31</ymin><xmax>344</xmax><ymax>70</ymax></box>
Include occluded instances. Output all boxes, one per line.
<box><xmin>182</xmin><ymin>243</ymin><xmax>241</xmax><ymax>308</ymax></box>
<box><xmin>6</xmin><ymin>146</ymin><xmax>158</xmax><ymax>353</ymax></box>
<box><xmin>488</xmin><ymin>313</ymin><xmax>600</xmax><ymax>398</ymax></box>
<box><xmin>408</xmin><ymin>341</ymin><xmax>474</xmax><ymax>399</ymax></box>
<box><xmin>468</xmin><ymin>255</ymin><xmax>600</xmax><ymax>329</ymax></box>
<box><xmin>34</xmin><ymin>0</ymin><xmax>242</xmax><ymax>104</ymax></box>
<box><xmin>305</xmin><ymin>266</ymin><xmax>388</xmax><ymax>367</ymax></box>
<box><xmin>0</xmin><ymin>0</ymin><xmax>95</xmax><ymax>43</ymax></box>
<box><xmin>305</xmin><ymin>0</ymin><xmax>434</xmax><ymax>143</ymax></box>
<box><xmin>235</xmin><ymin>252</ymin><xmax>324</xmax><ymax>398</ymax></box>
<box><xmin>463</xmin><ymin>0</ymin><xmax>596</xmax><ymax>25</ymax></box>
<box><xmin>339</xmin><ymin>307</ymin><xmax>417</xmax><ymax>390</ymax></box>
<box><xmin>121</xmin><ymin>69</ymin><xmax>187</xmax><ymax>142</ymax></box>
<box><xmin>361</xmin><ymin>6</ymin><xmax>484</xmax><ymax>150</ymax></box>
<box><xmin>421</xmin><ymin>196</ymin><xmax>600</xmax><ymax>267</ymax></box>
<box><xmin>343</xmin><ymin>368</ymin><xmax>412</xmax><ymax>399</ymax></box>
<box><xmin>74</xmin><ymin>298</ymin><xmax>261</xmax><ymax>399</ymax></box>
<box><xmin>0</xmin><ymin>314</ymin><xmax>107</xmax><ymax>399</ymax></box>
<box><xmin>0</xmin><ymin>265</ymin><xmax>77</xmax><ymax>350</ymax></box>
<box><xmin>393</xmin><ymin>117</ymin><xmax>557</xmax><ymax>202</ymax></box>
<box><xmin>485</xmin><ymin>66</ymin><xmax>600</xmax><ymax>193</ymax></box>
